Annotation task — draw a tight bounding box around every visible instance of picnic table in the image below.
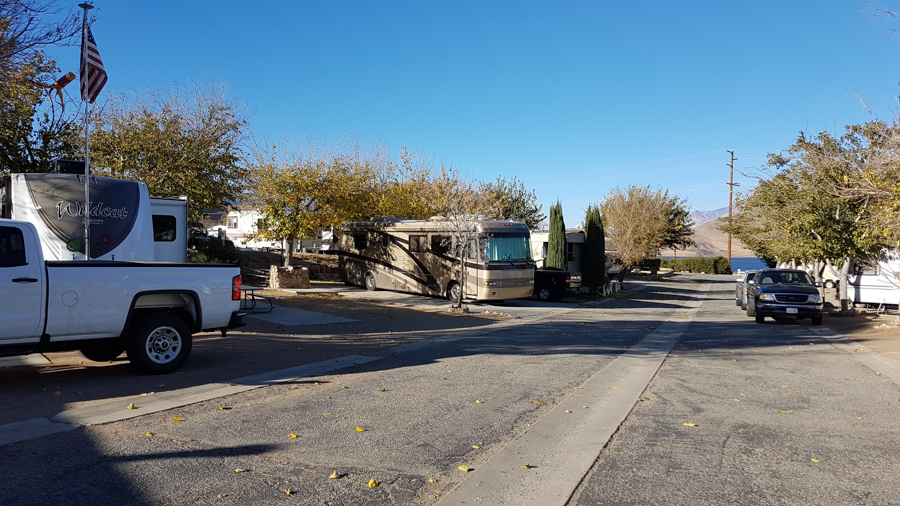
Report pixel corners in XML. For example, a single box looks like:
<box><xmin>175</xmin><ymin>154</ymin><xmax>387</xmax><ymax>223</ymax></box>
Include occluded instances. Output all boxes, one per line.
<box><xmin>241</xmin><ymin>286</ymin><xmax>273</xmax><ymax>313</ymax></box>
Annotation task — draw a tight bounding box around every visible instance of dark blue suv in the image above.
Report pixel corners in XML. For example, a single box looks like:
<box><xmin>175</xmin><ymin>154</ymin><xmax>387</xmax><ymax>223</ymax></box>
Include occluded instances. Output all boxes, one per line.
<box><xmin>745</xmin><ymin>269</ymin><xmax>823</xmax><ymax>325</ymax></box>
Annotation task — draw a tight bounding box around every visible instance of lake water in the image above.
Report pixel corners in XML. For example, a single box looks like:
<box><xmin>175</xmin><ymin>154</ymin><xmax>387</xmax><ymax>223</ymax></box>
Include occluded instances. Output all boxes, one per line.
<box><xmin>730</xmin><ymin>257</ymin><xmax>768</xmax><ymax>271</ymax></box>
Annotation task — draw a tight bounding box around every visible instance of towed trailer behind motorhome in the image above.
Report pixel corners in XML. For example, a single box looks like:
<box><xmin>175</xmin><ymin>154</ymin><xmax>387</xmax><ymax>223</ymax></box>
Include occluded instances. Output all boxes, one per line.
<box><xmin>335</xmin><ymin>217</ymin><xmax>535</xmax><ymax>302</ymax></box>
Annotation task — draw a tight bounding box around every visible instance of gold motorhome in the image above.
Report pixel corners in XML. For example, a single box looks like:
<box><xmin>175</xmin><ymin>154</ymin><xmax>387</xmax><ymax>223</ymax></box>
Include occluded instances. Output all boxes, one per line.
<box><xmin>335</xmin><ymin>217</ymin><xmax>535</xmax><ymax>301</ymax></box>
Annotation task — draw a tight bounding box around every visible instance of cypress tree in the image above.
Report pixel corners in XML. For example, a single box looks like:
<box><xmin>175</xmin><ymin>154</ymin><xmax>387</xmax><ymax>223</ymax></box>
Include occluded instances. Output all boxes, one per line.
<box><xmin>545</xmin><ymin>200</ymin><xmax>567</xmax><ymax>270</ymax></box>
<box><xmin>583</xmin><ymin>204</ymin><xmax>606</xmax><ymax>290</ymax></box>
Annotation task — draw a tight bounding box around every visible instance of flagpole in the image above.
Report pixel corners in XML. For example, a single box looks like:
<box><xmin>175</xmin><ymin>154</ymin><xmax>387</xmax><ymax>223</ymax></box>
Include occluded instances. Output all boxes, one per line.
<box><xmin>80</xmin><ymin>3</ymin><xmax>93</xmax><ymax>260</ymax></box>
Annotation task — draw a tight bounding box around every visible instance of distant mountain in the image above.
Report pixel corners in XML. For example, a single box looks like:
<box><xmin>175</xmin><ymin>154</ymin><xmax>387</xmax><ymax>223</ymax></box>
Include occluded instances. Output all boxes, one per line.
<box><xmin>689</xmin><ymin>207</ymin><xmax>729</xmax><ymax>227</ymax></box>
<box><xmin>665</xmin><ymin>207</ymin><xmax>756</xmax><ymax>258</ymax></box>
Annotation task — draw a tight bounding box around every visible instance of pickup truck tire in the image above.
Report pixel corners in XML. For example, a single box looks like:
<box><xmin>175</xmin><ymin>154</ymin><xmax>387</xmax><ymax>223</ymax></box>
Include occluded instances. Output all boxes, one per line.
<box><xmin>127</xmin><ymin>313</ymin><xmax>192</xmax><ymax>375</ymax></box>
<box><xmin>79</xmin><ymin>345</ymin><xmax>126</xmax><ymax>362</ymax></box>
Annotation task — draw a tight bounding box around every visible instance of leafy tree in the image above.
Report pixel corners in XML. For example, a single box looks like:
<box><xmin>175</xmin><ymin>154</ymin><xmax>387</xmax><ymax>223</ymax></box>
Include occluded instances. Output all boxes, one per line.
<box><xmin>0</xmin><ymin>0</ymin><xmax>81</xmax><ymax>173</ymax></box>
<box><xmin>661</xmin><ymin>196</ymin><xmax>695</xmax><ymax>253</ymax></box>
<box><xmin>582</xmin><ymin>203</ymin><xmax>605</xmax><ymax>290</ymax></box>
<box><xmin>480</xmin><ymin>176</ymin><xmax>545</xmax><ymax>229</ymax></box>
<box><xmin>600</xmin><ymin>185</ymin><xmax>676</xmax><ymax>281</ymax></box>
<box><xmin>724</xmin><ymin>124</ymin><xmax>893</xmax><ymax>310</ymax></box>
<box><xmin>545</xmin><ymin>200</ymin><xmax>567</xmax><ymax>270</ymax></box>
<box><xmin>88</xmin><ymin>84</ymin><xmax>249</xmax><ymax>224</ymax></box>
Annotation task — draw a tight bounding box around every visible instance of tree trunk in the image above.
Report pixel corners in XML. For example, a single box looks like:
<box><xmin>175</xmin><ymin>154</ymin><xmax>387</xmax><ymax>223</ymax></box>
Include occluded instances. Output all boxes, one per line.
<box><xmin>283</xmin><ymin>237</ymin><xmax>296</xmax><ymax>267</ymax></box>
<box><xmin>838</xmin><ymin>257</ymin><xmax>851</xmax><ymax>313</ymax></box>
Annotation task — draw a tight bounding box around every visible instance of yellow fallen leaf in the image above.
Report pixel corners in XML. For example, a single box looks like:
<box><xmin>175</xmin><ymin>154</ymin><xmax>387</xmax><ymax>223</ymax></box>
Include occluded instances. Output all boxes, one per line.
<box><xmin>565</xmin><ymin>410</ymin><xmax>572</xmax><ymax>413</ymax></box>
<box><xmin>290</xmin><ymin>386</ymin><xmax>298</xmax><ymax>390</ymax></box>
<box><xmin>368</xmin><ymin>479</ymin><xmax>379</xmax><ymax>488</ymax></box>
<box><xmin>778</xmin><ymin>410</ymin><xmax>791</xmax><ymax>415</ymax></box>
<box><xmin>323</xmin><ymin>413</ymin><xmax>332</xmax><ymax>416</ymax></box>
<box><xmin>856</xmin><ymin>417</ymin><xmax>862</xmax><ymax>420</ymax></box>
<box><xmin>740</xmin><ymin>393</ymin><xmax>746</xmax><ymax>396</ymax></box>
<box><xmin>283</xmin><ymin>488</ymin><xmax>293</xmax><ymax>495</ymax></box>
<box><xmin>609</xmin><ymin>387</ymin><xmax>617</xmax><ymax>390</ymax></box>
<box><xmin>145</xmin><ymin>432</ymin><xmax>154</xmax><ymax>436</ymax></box>
<box><xmin>734</xmin><ymin>399</ymin><xmax>740</xmax><ymax>402</ymax></box>
<box><xmin>429</xmin><ymin>478</ymin><xmax>437</xmax><ymax>483</ymax></box>
<box><xmin>583</xmin><ymin>406</ymin><xmax>588</xmax><ymax>409</ymax></box>
<box><xmin>442</xmin><ymin>377</ymin><xmax>448</xmax><ymax>380</ymax></box>
<box><xmin>531</xmin><ymin>401</ymin><xmax>544</xmax><ymax>405</ymax></box>
<box><xmin>329</xmin><ymin>471</ymin><xmax>340</xmax><ymax>479</ymax></box>
<box><xmin>172</xmin><ymin>417</ymin><xmax>182</xmax><ymax>422</ymax></box>
<box><xmin>377</xmin><ymin>388</ymin><xmax>386</xmax><ymax>392</ymax></box>
<box><xmin>234</xmin><ymin>468</ymin><xmax>248</xmax><ymax>473</ymax></box>
<box><xmin>53</xmin><ymin>391</ymin><xmax>61</xmax><ymax>396</ymax></box>
<box><xmin>472</xmin><ymin>445</ymin><xmax>480</xmax><ymax>449</ymax></box>
<box><xmin>811</xmin><ymin>458</ymin><xmax>820</xmax><ymax>463</ymax></box>
<box><xmin>126</xmin><ymin>403</ymin><xmax>135</xmax><ymax>409</ymax></box>
<box><xmin>356</xmin><ymin>427</ymin><xmax>366</xmax><ymax>432</ymax></box>
<box><xmin>683</xmin><ymin>423</ymin><xmax>696</xmax><ymax>427</ymax></box>
<box><xmin>475</xmin><ymin>400</ymin><xmax>483</xmax><ymax>404</ymax></box>
<box><xmin>289</xmin><ymin>434</ymin><xmax>298</xmax><ymax>438</ymax></box>
<box><xmin>523</xmin><ymin>464</ymin><xmax>532</xmax><ymax>469</ymax></box>
<box><xmin>458</xmin><ymin>465</ymin><xmax>470</xmax><ymax>472</ymax></box>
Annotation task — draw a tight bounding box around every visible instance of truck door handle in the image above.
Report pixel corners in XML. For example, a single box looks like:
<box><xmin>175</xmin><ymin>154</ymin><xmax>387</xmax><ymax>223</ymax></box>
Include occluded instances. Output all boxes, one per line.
<box><xmin>12</xmin><ymin>277</ymin><xmax>38</xmax><ymax>283</ymax></box>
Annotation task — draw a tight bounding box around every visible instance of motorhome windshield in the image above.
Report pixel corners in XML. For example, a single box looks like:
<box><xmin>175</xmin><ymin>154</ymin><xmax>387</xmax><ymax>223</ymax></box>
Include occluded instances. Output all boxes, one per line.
<box><xmin>480</xmin><ymin>234</ymin><xmax>533</xmax><ymax>262</ymax></box>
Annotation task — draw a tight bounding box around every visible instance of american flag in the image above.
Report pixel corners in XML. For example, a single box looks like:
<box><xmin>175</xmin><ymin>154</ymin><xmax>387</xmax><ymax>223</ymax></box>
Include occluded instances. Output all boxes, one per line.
<box><xmin>80</xmin><ymin>25</ymin><xmax>107</xmax><ymax>104</ymax></box>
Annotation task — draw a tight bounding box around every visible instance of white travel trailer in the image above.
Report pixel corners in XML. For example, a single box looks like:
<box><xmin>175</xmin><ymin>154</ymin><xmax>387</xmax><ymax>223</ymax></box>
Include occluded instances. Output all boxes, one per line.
<box><xmin>847</xmin><ymin>251</ymin><xmax>900</xmax><ymax>308</ymax></box>
<box><xmin>223</xmin><ymin>208</ymin><xmax>333</xmax><ymax>252</ymax></box>
<box><xmin>0</xmin><ymin>172</ymin><xmax>187</xmax><ymax>262</ymax></box>
<box><xmin>335</xmin><ymin>217</ymin><xmax>535</xmax><ymax>301</ymax></box>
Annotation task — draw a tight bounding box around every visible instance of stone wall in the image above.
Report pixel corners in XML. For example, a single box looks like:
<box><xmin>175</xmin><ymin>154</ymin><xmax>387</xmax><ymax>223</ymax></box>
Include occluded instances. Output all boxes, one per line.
<box><xmin>269</xmin><ymin>265</ymin><xmax>310</xmax><ymax>289</ymax></box>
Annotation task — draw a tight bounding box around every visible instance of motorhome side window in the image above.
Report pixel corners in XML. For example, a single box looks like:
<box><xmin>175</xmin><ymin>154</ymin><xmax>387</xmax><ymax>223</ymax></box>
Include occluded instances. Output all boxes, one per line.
<box><xmin>152</xmin><ymin>215</ymin><xmax>177</xmax><ymax>242</ymax></box>
<box><xmin>0</xmin><ymin>226</ymin><xmax>27</xmax><ymax>267</ymax></box>
<box><xmin>227</xmin><ymin>216</ymin><xmax>238</xmax><ymax>229</ymax></box>
<box><xmin>467</xmin><ymin>239</ymin><xmax>477</xmax><ymax>260</ymax></box>
<box><xmin>431</xmin><ymin>235</ymin><xmax>449</xmax><ymax>255</ymax></box>
<box><xmin>353</xmin><ymin>233</ymin><xmax>367</xmax><ymax>250</ymax></box>
<box><xmin>409</xmin><ymin>235</ymin><xmax>426</xmax><ymax>252</ymax></box>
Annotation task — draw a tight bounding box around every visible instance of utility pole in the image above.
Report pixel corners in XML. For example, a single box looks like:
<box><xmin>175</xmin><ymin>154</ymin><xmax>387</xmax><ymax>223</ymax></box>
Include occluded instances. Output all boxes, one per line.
<box><xmin>726</xmin><ymin>150</ymin><xmax>739</xmax><ymax>265</ymax></box>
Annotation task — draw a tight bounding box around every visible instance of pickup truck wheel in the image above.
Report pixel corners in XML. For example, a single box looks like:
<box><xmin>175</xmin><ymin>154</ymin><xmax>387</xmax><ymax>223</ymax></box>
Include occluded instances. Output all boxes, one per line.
<box><xmin>537</xmin><ymin>287</ymin><xmax>552</xmax><ymax>301</ymax></box>
<box><xmin>755</xmin><ymin>313</ymin><xmax>765</xmax><ymax>324</ymax></box>
<box><xmin>127</xmin><ymin>314</ymin><xmax>192</xmax><ymax>375</ymax></box>
<box><xmin>364</xmin><ymin>271</ymin><xmax>377</xmax><ymax>291</ymax></box>
<box><xmin>80</xmin><ymin>344</ymin><xmax>126</xmax><ymax>362</ymax></box>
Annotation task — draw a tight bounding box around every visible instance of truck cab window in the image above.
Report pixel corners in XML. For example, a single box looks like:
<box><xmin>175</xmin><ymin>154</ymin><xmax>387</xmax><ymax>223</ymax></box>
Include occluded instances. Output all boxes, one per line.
<box><xmin>152</xmin><ymin>215</ymin><xmax>177</xmax><ymax>242</ymax></box>
<box><xmin>0</xmin><ymin>226</ymin><xmax>27</xmax><ymax>267</ymax></box>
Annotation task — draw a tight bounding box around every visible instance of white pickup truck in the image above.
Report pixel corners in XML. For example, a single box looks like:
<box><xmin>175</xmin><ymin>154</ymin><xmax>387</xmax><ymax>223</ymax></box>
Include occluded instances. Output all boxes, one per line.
<box><xmin>0</xmin><ymin>219</ymin><xmax>246</xmax><ymax>374</ymax></box>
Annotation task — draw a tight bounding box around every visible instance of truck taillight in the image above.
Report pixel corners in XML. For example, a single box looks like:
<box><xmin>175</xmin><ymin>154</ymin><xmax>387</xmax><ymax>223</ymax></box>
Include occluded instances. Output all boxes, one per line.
<box><xmin>232</xmin><ymin>275</ymin><xmax>242</xmax><ymax>301</ymax></box>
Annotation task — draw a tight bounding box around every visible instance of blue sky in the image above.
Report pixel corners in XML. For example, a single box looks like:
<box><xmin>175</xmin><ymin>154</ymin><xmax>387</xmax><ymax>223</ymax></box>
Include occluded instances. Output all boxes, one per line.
<box><xmin>47</xmin><ymin>1</ymin><xmax>900</xmax><ymax>226</ymax></box>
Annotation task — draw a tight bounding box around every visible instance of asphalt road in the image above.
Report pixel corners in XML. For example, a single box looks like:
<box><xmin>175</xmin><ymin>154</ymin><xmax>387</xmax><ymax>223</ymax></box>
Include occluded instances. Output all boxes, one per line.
<box><xmin>2</xmin><ymin>274</ymin><xmax>900</xmax><ymax>505</ymax></box>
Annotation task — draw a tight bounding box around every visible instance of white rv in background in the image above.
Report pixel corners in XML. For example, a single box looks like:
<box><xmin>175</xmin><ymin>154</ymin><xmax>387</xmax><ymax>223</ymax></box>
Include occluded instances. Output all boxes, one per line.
<box><xmin>0</xmin><ymin>171</ymin><xmax>188</xmax><ymax>262</ymax></box>
<box><xmin>847</xmin><ymin>251</ymin><xmax>900</xmax><ymax>308</ymax></box>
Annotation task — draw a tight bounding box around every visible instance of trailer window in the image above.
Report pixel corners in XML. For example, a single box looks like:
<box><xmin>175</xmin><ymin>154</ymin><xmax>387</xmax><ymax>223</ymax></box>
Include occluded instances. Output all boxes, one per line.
<box><xmin>0</xmin><ymin>226</ymin><xmax>27</xmax><ymax>267</ymax></box>
<box><xmin>152</xmin><ymin>215</ymin><xmax>177</xmax><ymax>242</ymax></box>
<box><xmin>410</xmin><ymin>235</ymin><xmax>426</xmax><ymax>252</ymax></box>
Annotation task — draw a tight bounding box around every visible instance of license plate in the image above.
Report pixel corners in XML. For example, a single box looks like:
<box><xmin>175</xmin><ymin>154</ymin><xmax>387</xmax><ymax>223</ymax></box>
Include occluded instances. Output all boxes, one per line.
<box><xmin>786</xmin><ymin>308</ymin><xmax>798</xmax><ymax>314</ymax></box>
